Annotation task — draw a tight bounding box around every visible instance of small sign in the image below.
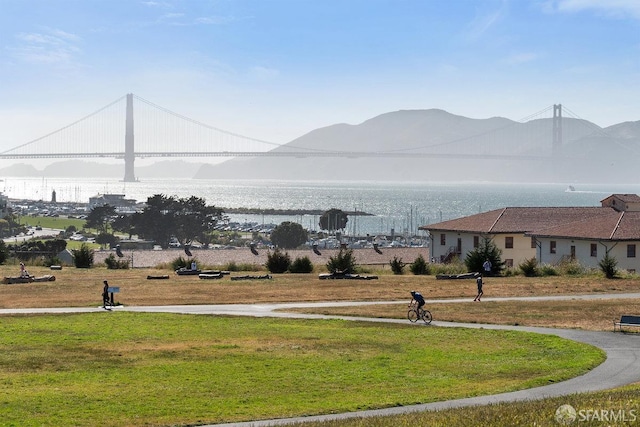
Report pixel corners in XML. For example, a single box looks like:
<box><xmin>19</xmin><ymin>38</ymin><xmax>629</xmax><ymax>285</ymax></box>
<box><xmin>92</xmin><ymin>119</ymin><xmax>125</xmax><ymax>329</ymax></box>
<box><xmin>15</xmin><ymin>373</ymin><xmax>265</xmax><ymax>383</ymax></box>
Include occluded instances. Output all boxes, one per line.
<box><xmin>107</xmin><ymin>287</ymin><xmax>120</xmax><ymax>293</ymax></box>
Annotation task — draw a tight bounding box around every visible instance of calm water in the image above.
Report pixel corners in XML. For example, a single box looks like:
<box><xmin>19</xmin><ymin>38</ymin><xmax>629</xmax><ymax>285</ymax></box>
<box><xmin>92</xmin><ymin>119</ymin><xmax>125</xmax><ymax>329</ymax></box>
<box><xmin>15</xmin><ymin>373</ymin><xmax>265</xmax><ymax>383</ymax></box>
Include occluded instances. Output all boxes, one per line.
<box><xmin>3</xmin><ymin>177</ymin><xmax>638</xmax><ymax>237</ymax></box>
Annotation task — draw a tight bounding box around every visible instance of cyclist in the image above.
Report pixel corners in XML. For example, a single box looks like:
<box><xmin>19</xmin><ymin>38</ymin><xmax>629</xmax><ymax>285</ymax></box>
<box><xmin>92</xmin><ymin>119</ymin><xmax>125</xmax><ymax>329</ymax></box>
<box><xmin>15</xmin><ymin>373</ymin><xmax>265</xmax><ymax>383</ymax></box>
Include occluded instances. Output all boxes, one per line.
<box><xmin>409</xmin><ymin>290</ymin><xmax>426</xmax><ymax>314</ymax></box>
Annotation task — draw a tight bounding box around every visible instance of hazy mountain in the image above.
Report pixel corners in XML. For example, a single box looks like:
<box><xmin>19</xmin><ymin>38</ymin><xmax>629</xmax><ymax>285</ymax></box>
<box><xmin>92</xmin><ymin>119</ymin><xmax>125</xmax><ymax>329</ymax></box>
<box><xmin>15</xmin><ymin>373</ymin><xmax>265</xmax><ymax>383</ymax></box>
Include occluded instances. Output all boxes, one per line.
<box><xmin>194</xmin><ymin>110</ymin><xmax>640</xmax><ymax>183</ymax></box>
<box><xmin>0</xmin><ymin>160</ymin><xmax>206</xmax><ymax>179</ymax></box>
<box><xmin>0</xmin><ymin>163</ymin><xmax>40</xmax><ymax>176</ymax></box>
<box><xmin>2</xmin><ymin>110</ymin><xmax>639</xmax><ymax>184</ymax></box>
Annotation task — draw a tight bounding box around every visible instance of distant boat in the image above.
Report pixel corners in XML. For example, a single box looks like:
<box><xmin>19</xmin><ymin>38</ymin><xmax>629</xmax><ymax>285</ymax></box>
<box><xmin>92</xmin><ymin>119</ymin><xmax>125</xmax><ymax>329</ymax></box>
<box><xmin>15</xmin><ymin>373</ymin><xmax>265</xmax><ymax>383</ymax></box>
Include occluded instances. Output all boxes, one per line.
<box><xmin>566</xmin><ymin>185</ymin><xmax>576</xmax><ymax>192</ymax></box>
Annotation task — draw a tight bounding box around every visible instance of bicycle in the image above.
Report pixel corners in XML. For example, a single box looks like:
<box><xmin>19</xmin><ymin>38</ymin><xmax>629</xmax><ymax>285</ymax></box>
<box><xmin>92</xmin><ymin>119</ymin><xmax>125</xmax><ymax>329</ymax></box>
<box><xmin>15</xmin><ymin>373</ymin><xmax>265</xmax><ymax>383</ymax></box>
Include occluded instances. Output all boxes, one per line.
<box><xmin>407</xmin><ymin>302</ymin><xmax>432</xmax><ymax>324</ymax></box>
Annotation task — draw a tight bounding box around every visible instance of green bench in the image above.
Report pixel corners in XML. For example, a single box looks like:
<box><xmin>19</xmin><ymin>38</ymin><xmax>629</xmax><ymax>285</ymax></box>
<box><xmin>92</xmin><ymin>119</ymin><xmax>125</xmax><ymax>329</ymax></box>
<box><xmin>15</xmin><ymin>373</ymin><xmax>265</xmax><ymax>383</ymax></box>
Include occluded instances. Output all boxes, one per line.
<box><xmin>613</xmin><ymin>315</ymin><xmax>640</xmax><ymax>332</ymax></box>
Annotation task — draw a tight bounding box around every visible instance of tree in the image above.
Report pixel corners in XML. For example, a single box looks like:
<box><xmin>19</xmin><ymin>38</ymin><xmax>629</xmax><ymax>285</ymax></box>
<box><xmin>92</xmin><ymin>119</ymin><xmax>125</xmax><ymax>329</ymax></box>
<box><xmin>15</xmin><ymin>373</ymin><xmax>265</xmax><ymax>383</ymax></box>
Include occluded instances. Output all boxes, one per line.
<box><xmin>112</xmin><ymin>214</ymin><xmax>134</xmax><ymax>238</ymax></box>
<box><xmin>0</xmin><ymin>240</ymin><xmax>8</xmax><ymax>264</ymax></box>
<box><xmin>326</xmin><ymin>248</ymin><xmax>357</xmax><ymax>274</ymax></box>
<box><xmin>85</xmin><ymin>204</ymin><xmax>117</xmax><ymax>234</ymax></box>
<box><xmin>319</xmin><ymin>208</ymin><xmax>348</xmax><ymax>232</ymax></box>
<box><xmin>599</xmin><ymin>252</ymin><xmax>618</xmax><ymax>279</ymax></box>
<box><xmin>0</xmin><ymin>219</ymin><xmax>8</xmax><ymax>238</ymax></box>
<box><xmin>173</xmin><ymin>196</ymin><xmax>224</xmax><ymax>245</ymax></box>
<box><xmin>131</xmin><ymin>194</ymin><xmax>224</xmax><ymax>248</ymax></box>
<box><xmin>95</xmin><ymin>232</ymin><xmax>118</xmax><ymax>249</ymax></box>
<box><xmin>409</xmin><ymin>254</ymin><xmax>430</xmax><ymax>275</ymax></box>
<box><xmin>266</xmin><ymin>249</ymin><xmax>291</xmax><ymax>273</ymax></box>
<box><xmin>464</xmin><ymin>237</ymin><xmax>504</xmax><ymax>275</ymax></box>
<box><xmin>389</xmin><ymin>256</ymin><xmax>405</xmax><ymax>274</ymax></box>
<box><xmin>72</xmin><ymin>243</ymin><xmax>94</xmax><ymax>268</ymax></box>
<box><xmin>270</xmin><ymin>221</ymin><xmax>308</xmax><ymax>249</ymax></box>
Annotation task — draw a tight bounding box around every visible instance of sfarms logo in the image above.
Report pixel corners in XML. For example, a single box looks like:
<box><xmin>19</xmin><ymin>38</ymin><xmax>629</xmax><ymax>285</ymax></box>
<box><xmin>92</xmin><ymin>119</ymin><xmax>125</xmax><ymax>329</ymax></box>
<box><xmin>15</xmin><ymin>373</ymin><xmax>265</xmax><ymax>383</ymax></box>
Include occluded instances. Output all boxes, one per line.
<box><xmin>555</xmin><ymin>404</ymin><xmax>637</xmax><ymax>425</ymax></box>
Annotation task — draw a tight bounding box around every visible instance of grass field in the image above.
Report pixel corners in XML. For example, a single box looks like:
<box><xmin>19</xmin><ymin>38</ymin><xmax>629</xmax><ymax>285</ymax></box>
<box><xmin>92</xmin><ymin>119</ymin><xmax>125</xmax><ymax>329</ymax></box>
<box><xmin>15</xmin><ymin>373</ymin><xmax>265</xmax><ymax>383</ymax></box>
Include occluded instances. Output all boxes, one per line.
<box><xmin>0</xmin><ymin>265</ymin><xmax>638</xmax><ymax>426</ymax></box>
<box><xmin>0</xmin><ymin>312</ymin><xmax>604</xmax><ymax>426</ymax></box>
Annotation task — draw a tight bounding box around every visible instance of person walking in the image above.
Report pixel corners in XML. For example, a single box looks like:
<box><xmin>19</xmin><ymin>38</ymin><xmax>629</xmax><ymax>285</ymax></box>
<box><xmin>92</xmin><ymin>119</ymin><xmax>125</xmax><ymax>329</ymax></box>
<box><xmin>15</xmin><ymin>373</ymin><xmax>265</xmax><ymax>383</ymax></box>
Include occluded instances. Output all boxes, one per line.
<box><xmin>102</xmin><ymin>280</ymin><xmax>110</xmax><ymax>308</ymax></box>
<box><xmin>474</xmin><ymin>274</ymin><xmax>483</xmax><ymax>301</ymax></box>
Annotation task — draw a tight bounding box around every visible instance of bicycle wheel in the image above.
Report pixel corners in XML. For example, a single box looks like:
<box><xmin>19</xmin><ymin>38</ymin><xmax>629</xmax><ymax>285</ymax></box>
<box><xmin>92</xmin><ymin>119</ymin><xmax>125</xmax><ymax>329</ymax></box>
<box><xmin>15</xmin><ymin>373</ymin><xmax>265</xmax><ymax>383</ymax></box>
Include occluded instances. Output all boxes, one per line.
<box><xmin>421</xmin><ymin>310</ymin><xmax>433</xmax><ymax>324</ymax></box>
<box><xmin>407</xmin><ymin>309</ymin><xmax>419</xmax><ymax>322</ymax></box>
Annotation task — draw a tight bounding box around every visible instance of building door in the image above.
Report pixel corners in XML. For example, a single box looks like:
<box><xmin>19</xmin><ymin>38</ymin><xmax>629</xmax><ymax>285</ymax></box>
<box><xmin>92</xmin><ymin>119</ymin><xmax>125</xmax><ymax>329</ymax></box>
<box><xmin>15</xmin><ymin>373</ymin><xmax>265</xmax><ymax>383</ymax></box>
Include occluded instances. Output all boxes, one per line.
<box><xmin>570</xmin><ymin>245</ymin><xmax>576</xmax><ymax>260</ymax></box>
<box><xmin>457</xmin><ymin>238</ymin><xmax>462</xmax><ymax>254</ymax></box>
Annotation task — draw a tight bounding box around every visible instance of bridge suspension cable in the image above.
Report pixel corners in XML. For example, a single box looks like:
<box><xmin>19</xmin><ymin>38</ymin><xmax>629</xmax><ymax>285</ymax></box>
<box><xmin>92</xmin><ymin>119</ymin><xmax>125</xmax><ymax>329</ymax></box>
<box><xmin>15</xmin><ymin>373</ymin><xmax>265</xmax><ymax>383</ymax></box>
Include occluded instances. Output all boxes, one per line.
<box><xmin>0</xmin><ymin>95</ymin><xmax>606</xmax><ymax>169</ymax></box>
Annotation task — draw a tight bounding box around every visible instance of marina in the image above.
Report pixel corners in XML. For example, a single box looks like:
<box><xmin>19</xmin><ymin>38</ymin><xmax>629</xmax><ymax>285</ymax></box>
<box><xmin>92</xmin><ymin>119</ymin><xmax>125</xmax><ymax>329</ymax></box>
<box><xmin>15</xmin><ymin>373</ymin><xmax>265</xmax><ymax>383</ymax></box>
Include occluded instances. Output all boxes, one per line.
<box><xmin>4</xmin><ymin>177</ymin><xmax>640</xmax><ymax>241</ymax></box>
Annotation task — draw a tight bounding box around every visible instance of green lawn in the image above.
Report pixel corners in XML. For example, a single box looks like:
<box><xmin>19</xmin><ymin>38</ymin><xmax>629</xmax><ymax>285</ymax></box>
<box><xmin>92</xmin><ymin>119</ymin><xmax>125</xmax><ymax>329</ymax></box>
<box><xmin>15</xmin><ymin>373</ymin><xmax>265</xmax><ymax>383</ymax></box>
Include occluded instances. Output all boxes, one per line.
<box><xmin>0</xmin><ymin>312</ymin><xmax>604</xmax><ymax>426</ymax></box>
<box><xmin>21</xmin><ymin>215</ymin><xmax>85</xmax><ymax>231</ymax></box>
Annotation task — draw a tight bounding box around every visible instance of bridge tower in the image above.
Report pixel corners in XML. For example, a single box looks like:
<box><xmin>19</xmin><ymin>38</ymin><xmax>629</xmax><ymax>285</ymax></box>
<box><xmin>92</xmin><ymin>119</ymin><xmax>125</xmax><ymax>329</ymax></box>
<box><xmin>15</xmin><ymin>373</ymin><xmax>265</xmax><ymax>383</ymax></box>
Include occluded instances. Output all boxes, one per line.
<box><xmin>552</xmin><ymin>104</ymin><xmax>562</xmax><ymax>156</ymax></box>
<box><xmin>123</xmin><ymin>93</ymin><xmax>136</xmax><ymax>182</ymax></box>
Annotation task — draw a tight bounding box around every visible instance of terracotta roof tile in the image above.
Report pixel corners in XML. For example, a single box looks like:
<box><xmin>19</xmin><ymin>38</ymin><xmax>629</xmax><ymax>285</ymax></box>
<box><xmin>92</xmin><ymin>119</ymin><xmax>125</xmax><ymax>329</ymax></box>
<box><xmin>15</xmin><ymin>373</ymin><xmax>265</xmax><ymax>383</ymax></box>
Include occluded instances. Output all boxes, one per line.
<box><xmin>602</xmin><ymin>194</ymin><xmax>640</xmax><ymax>204</ymax></box>
<box><xmin>421</xmin><ymin>205</ymin><xmax>640</xmax><ymax>241</ymax></box>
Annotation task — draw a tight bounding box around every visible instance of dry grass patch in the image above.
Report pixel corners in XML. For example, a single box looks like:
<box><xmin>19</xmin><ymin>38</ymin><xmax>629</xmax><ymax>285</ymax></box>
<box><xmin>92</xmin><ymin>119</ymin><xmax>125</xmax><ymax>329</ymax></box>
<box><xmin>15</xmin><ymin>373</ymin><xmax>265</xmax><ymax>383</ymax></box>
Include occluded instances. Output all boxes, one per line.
<box><xmin>288</xmin><ymin>299</ymin><xmax>640</xmax><ymax>331</ymax></box>
<box><xmin>0</xmin><ymin>265</ymin><xmax>639</xmax><ymax>309</ymax></box>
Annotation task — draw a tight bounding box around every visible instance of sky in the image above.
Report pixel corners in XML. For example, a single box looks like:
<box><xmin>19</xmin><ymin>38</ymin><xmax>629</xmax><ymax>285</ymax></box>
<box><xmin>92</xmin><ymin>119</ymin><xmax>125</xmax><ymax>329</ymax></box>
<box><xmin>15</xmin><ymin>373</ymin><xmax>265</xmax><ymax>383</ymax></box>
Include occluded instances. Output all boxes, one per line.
<box><xmin>0</xmin><ymin>0</ymin><xmax>639</xmax><ymax>154</ymax></box>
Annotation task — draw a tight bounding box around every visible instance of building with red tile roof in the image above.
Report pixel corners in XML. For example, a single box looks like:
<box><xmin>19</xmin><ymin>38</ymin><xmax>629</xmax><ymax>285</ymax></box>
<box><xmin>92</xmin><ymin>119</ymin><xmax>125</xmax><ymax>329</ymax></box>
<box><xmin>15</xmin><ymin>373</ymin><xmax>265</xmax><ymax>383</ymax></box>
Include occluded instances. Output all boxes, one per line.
<box><xmin>420</xmin><ymin>194</ymin><xmax>640</xmax><ymax>272</ymax></box>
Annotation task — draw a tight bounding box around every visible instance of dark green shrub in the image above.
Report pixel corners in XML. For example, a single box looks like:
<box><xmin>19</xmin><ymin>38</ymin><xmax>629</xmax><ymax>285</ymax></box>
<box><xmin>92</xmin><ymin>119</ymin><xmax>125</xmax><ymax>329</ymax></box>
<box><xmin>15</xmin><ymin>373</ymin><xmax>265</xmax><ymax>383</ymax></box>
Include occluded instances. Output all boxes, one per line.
<box><xmin>225</xmin><ymin>261</ymin><xmax>239</xmax><ymax>272</ymax></box>
<box><xmin>43</xmin><ymin>255</ymin><xmax>62</xmax><ymax>267</ymax></box>
<box><xmin>599</xmin><ymin>253</ymin><xmax>618</xmax><ymax>279</ymax></box>
<box><xmin>290</xmin><ymin>256</ymin><xmax>313</xmax><ymax>273</ymax></box>
<box><xmin>326</xmin><ymin>248</ymin><xmax>357</xmax><ymax>274</ymax></box>
<box><xmin>266</xmin><ymin>249</ymin><xmax>291</xmax><ymax>274</ymax></box>
<box><xmin>104</xmin><ymin>253</ymin><xmax>130</xmax><ymax>269</ymax></box>
<box><xmin>519</xmin><ymin>257</ymin><xmax>539</xmax><ymax>277</ymax></box>
<box><xmin>389</xmin><ymin>256</ymin><xmax>405</xmax><ymax>275</ymax></box>
<box><xmin>0</xmin><ymin>240</ymin><xmax>8</xmax><ymax>264</ymax></box>
<box><xmin>503</xmin><ymin>266</ymin><xmax>520</xmax><ymax>277</ymax></box>
<box><xmin>464</xmin><ymin>237</ymin><xmax>504</xmax><ymax>276</ymax></box>
<box><xmin>558</xmin><ymin>260</ymin><xmax>585</xmax><ymax>276</ymax></box>
<box><xmin>409</xmin><ymin>254</ymin><xmax>430</xmax><ymax>275</ymax></box>
<box><xmin>223</xmin><ymin>262</ymin><xmax>260</xmax><ymax>272</ymax></box>
<box><xmin>72</xmin><ymin>243</ymin><xmax>94</xmax><ymax>268</ymax></box>
<box><xmin>540</xmin><ymin>264</ymin><xmax>559</xmax><ymax>276</ymax></box>
<box><xmin>171</xmin><ymin>256</ymin><xmax>194</xmax><ymax>270</ymax></box>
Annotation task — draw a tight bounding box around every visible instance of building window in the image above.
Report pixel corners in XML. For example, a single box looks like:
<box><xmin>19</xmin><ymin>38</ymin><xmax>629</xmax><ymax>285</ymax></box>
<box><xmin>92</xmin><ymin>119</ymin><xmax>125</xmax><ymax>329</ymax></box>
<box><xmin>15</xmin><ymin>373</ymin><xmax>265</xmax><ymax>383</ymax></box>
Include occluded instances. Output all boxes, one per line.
<box><xmin>473</xmin><ymin>236</ymin><xmax>479</xmax><ymax>248</ymax></box>
<box><xmin>550</xmin><ymin>241</ymin><xmax>556</xmax><ymax>254</ymax></box>
<box><xmin>590</xmin><ymin>244</ymin><xmax>597</xmax><ymax>257</ymax></box>
<box><xmin>531</xmin><ymin>237</ymin><xmax>537</xmax><ymax>248</ymax></box>
<box><xmin>505</xmin><ymin>259</ymin><xmax>513</xmax><ymax>267</ymax></box>
<box><xmin>628</xmin><ymin>244</ymin><xmax>636</xmax><ymax>258</ymax></box>
<box><xmin>505</xmin><ymin>236</ymin><xmax>513</xmax><ymax>249</ymax></box>
<box><xmin>440</xmin><ymin>234</ymin><xmax>446</xmax><ymax>246</ymax></box>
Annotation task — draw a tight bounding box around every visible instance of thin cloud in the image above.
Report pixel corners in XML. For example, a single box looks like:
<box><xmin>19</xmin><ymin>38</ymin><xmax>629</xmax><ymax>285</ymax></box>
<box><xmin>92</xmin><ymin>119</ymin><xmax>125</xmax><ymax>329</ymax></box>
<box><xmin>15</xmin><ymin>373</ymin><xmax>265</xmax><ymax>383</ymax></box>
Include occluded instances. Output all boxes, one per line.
<box><xmin>504</xmin><ymin>52</ymin><xmax>540</xmax><ymax>65</ymax></box>
<box><xmin>196</xmin><ymin>16</ymin><xmax>237</xmax><ymax>25</ymax></box>
<box><xmin>548</xmin><ymin>0</ymin><xmax>640</xmax><ymax>19</ymax></box>
<box><xmin>465</xmin><ymin>1</ymin><xmax>509</xmax><ymax>41</ymax></box>
<box><xmin>10</xmin><ymin>29</ymin><xmax>81</xmax><ymax>65</ymax></box>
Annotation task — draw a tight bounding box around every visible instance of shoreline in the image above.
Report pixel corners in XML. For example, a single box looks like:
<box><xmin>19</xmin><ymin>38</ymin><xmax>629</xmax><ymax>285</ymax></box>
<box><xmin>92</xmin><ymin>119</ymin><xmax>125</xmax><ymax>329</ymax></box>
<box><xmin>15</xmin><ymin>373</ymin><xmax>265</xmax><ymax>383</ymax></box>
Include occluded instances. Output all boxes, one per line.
<box><xmin>9</xmin><ymin>198</ymin><xmax>373</xmax><ymax>217</ymax></box>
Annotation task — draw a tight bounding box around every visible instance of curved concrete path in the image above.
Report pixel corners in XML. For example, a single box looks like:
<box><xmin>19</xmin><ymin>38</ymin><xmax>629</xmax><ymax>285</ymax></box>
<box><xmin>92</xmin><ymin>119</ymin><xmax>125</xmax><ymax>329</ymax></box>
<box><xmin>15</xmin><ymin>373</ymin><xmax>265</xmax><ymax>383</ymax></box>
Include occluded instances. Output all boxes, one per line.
<box><xmin>2</xmin><ymin>295</ymin><xmax>640</xmax><ymax>427</ymax></box>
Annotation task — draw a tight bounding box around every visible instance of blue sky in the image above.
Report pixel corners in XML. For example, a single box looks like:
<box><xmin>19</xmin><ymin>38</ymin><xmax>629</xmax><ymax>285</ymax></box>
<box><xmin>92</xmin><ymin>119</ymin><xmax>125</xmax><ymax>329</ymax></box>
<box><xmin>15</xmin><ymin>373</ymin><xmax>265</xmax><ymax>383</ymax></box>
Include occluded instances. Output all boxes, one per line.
<box><xmin>0</xmin><ymin>0</ymin><xmax>638</xmax><ymax>152</ymax></box>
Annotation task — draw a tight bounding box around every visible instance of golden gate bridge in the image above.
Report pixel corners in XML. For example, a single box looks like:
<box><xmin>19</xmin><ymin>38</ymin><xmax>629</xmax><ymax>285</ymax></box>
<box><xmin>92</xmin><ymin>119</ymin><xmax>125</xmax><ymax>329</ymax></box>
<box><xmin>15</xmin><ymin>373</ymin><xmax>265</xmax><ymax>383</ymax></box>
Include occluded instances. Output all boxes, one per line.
<box><xmin>0</xmin><ymin>93</ymin><xmax>604</xmax><ymax>182</ymax></box>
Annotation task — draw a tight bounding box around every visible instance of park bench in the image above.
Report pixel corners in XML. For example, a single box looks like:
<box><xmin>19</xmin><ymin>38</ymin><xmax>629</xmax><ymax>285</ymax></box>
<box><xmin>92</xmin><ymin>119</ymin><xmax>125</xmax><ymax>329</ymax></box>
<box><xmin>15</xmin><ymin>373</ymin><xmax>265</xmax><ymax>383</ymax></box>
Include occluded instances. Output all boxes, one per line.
<box><xmin>613</xmin><ymin>315</ymin><xmax>640</xmax><ymax>332</ymax></box>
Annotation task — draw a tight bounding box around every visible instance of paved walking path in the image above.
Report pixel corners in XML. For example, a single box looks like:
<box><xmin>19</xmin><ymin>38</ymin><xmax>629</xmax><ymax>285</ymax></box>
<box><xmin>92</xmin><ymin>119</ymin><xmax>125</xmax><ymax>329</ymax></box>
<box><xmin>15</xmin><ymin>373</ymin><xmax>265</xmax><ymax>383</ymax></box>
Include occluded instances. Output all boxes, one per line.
<box><xmin>2</xmin><ymin>294</ymin><xmax>640</xmax><ymax>426</ymax></box>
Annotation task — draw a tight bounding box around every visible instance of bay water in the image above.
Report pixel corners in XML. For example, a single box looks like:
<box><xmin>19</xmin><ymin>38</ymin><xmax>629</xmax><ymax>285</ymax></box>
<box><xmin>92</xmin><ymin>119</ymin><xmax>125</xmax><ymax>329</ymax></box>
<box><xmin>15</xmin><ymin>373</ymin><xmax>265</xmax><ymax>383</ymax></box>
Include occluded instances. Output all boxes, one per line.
<box><xmin>2</xmin><ymin>177</ymin><xmax>638</xmax><ymax>238</ymax></box>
